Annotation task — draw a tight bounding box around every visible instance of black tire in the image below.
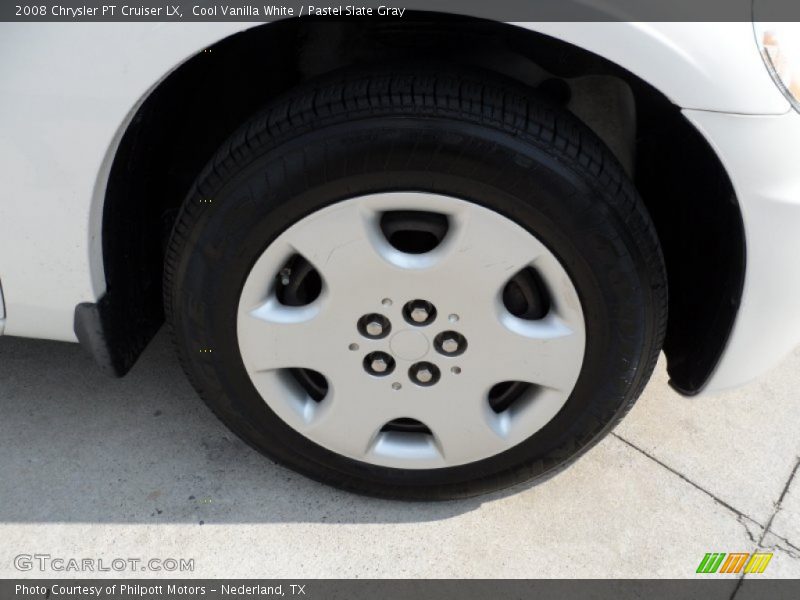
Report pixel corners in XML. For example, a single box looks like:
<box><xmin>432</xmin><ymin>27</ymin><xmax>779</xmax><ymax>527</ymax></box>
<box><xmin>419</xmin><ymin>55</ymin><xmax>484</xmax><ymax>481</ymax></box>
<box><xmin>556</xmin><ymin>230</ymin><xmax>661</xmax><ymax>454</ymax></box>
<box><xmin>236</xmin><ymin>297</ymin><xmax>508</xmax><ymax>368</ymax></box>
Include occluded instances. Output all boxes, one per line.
<box><xmin>164</xmin><ymin>69</ymin><xmax>667</xmax><ymax>500</ymax></box>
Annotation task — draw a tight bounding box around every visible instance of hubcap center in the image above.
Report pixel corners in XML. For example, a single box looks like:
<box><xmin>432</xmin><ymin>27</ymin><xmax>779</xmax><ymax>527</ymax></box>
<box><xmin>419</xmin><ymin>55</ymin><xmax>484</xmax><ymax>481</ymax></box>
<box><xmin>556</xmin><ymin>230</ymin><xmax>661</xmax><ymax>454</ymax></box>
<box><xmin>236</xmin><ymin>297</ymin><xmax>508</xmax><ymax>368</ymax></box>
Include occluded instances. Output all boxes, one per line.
<box><xmin>389</xmin><ymin>329</ymin><xmax>429</xmax><ymax>361</ymax></box>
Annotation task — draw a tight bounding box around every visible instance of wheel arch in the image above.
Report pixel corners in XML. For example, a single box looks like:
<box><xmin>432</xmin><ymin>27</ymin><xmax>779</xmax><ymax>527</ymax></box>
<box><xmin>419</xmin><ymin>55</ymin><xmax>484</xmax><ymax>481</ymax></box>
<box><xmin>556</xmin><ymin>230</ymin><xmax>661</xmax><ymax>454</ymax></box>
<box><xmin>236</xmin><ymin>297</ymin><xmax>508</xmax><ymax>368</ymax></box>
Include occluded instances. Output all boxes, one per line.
<box><xmin>87</xmin><ymin>15</ymin><xmax>745</xmax><ymax>395</ymax></box>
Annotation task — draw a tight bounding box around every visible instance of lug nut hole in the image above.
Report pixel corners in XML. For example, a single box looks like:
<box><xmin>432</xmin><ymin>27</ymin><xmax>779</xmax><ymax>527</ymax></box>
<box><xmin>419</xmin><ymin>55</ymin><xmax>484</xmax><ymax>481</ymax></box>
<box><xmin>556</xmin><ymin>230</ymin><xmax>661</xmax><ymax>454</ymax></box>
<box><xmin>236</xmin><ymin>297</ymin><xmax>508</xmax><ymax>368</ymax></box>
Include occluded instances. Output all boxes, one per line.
<box><xmin>357</xmin><ymin>313</ymin><xmax>391</xmax><ymax>339</ymax></box>
<box><xmin>364</xmin><ymin>351</ymin><xmax>395</xmax><ymax>377</ymax></box>
<box><xmin>409</xmin><ymin>361</ymin><xmax>441</xmax><ymax>387</ymax></box>
<box><xmin>434</xmin><ymin>331</ymin><xmax>468</xmax><ymax>357</ymax></box>
<box><xmin>402</xmin><ymin>299</ymin><xmax>437</xmax><ymax>326</ymax></box>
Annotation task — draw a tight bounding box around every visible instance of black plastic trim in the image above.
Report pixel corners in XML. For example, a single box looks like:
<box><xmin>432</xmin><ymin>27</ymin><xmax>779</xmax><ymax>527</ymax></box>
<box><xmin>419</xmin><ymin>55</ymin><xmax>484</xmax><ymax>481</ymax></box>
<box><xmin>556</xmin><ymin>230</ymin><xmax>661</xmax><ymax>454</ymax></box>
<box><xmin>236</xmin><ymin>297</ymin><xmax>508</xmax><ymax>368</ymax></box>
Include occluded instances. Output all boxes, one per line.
<box><xmin>74</xmin><ymin>293</ymin><xmax>161</xmax><ymax>377</ymax></box>
<box><xmin>634</xmin><ymin>87</ymin><xmax>745</xmax><ymax>396</ymax></box>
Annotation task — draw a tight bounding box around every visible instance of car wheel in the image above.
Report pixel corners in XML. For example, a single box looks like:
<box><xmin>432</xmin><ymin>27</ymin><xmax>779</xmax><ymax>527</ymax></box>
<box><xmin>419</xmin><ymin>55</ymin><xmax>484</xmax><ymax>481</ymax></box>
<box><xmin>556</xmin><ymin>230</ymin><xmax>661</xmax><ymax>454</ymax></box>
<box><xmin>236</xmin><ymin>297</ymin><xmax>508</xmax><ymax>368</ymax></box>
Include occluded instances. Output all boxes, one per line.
<box><xmin>164</xmin><ymin>69</ymin><xmax>667</xmax><ymax>499</ymax></box>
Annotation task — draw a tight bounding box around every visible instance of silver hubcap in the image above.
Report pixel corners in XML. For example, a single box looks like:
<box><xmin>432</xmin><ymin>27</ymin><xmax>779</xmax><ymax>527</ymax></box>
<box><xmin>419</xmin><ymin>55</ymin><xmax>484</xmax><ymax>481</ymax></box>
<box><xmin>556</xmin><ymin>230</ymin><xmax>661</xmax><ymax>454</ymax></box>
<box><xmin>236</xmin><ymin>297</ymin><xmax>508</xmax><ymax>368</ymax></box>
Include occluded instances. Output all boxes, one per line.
<box><xmin>237</xmin><ymin>192</ymin><xmax>586</xmax><ymax>469</ymax></box>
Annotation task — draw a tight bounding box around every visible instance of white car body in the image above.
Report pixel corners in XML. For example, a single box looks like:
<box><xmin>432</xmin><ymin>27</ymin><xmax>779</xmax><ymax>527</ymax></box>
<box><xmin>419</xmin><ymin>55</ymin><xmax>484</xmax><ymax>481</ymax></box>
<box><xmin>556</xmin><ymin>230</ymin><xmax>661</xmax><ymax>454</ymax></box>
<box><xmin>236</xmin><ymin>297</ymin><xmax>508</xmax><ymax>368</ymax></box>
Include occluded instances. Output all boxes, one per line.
<box><xmin>0</xmin><ymin>20</ymin><xmax>798</xmax><ymax>393</ymax></box>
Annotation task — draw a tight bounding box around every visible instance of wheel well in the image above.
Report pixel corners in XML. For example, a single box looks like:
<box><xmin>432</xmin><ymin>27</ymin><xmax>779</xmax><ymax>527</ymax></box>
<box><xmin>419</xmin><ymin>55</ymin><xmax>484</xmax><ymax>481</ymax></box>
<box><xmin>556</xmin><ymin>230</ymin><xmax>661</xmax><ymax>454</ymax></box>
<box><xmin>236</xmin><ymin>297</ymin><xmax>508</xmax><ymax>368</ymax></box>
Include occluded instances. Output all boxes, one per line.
<box><xmin>99</xmin><ymin>15</ymin><xmax>744</xmax><ymax>393</ymax></box>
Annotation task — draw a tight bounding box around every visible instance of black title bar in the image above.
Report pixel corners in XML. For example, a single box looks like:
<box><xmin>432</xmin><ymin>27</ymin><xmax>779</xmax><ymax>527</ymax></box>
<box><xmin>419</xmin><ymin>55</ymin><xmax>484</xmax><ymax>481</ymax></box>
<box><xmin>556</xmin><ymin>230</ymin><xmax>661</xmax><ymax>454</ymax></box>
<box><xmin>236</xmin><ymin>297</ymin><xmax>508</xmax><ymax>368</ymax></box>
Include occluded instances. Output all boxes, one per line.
<box><xmin>4</xmin><ymin>0</ymin><xmax>800</xmax><ymax>22</ymax></box>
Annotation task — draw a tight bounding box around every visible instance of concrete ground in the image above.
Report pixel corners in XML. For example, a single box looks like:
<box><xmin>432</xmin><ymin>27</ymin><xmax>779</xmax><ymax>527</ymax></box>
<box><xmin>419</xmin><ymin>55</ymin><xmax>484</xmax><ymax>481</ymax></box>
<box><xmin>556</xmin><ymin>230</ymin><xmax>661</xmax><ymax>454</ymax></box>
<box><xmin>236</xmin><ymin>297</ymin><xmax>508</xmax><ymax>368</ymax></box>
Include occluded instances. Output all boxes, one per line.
<box><xmin>0</xmin><ymin>330</ymin><xmax>798</xmax><ymax>580</ymax></box>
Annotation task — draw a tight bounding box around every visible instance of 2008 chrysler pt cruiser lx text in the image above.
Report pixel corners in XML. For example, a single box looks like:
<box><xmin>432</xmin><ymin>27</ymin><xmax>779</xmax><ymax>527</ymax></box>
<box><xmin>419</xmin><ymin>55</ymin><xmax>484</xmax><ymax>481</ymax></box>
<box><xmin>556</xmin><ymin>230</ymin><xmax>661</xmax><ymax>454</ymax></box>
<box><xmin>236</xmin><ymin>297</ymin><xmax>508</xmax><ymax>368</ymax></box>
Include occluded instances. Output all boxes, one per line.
<box><xmin>1</xmin><ymin>15</ymin><xmax>799</xmax><ymax>499</ymax></box>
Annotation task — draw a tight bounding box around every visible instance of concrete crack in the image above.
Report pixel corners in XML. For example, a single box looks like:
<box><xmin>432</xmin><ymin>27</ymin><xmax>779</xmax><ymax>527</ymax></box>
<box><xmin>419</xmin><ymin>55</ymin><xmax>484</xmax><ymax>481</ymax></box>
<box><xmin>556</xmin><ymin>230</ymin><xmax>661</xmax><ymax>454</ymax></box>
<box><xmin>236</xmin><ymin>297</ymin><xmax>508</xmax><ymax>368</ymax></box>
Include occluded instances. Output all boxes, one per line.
<box><xmin>612</xmin><ymin>434</ymin><xmax>763</xmax><ymax>528</ymax></box>
<box><xmin>612</xmin><ymin>435</ymin><xmax>800</xmax><ymax>596</ymax></box>
<box><xmin>731</xmin><ymin>454</ymin><xmax>800</xmax><ymax>599</ymax></box>
<box><xmin>736</xmin><ymin>514</ymin><xmax>760</xmax><ymax>545</ymax></box>
<box><xmin>761</xmin><ymin>455</ymin><xmax>800</xmax><ymax>538</ymax></box>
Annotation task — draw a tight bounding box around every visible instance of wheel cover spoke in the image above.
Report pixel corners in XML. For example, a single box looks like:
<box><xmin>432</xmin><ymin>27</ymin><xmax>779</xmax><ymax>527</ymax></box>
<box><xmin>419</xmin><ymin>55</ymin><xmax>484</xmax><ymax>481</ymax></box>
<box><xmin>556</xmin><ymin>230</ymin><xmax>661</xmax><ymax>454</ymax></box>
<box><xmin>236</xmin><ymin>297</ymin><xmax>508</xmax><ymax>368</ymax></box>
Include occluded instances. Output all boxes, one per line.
<box><xmin>237</xmin><ymin>192</ymin><xmax>586</xmax><ymax>469</ymax></box>
<box><xmin>488</xmin><ymin>313</ymin><xmax>584</xmax><ymax>392</ymax></box>
<box><xmin>239</xmin><ymin>297</ymin><xmax>338</xmax><ymax>372</ymax></box>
